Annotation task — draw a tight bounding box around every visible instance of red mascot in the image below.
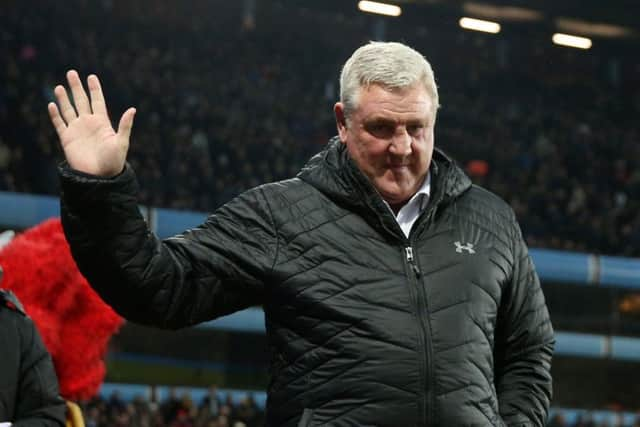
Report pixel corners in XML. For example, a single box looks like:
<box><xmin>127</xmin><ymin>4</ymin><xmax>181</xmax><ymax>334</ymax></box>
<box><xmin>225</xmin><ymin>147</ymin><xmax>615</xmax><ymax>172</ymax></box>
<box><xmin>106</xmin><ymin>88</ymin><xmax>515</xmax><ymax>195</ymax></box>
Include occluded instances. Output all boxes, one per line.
<box><xmin>0</xmin><ymin>218</ymin><xmax>124</xmax><ymax>401</ymax></box>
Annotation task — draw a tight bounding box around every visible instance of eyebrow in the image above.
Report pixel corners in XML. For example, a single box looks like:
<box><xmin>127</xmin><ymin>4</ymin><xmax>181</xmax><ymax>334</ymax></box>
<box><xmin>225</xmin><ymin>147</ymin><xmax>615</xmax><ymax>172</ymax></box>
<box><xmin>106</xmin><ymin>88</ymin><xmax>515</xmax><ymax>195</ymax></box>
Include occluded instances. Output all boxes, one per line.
<box><xmin>365</xmin><ymin>117</ymin><xmax>429</xmax><ymax>126</ymax></box>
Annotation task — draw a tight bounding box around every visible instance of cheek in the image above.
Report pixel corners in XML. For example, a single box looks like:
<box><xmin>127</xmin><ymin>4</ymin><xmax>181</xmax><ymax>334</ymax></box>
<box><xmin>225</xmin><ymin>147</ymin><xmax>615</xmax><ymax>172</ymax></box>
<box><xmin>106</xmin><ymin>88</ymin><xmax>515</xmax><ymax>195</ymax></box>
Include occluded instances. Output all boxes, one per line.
<box><xmin>355</xmin><ymin>135</ymin><xmax>388</xmax><ymax>162</ymax></box>
<box><xmin>414</xmin><ymin>134</ymin><xmax>434</xmax><ymax>157</ymax></box>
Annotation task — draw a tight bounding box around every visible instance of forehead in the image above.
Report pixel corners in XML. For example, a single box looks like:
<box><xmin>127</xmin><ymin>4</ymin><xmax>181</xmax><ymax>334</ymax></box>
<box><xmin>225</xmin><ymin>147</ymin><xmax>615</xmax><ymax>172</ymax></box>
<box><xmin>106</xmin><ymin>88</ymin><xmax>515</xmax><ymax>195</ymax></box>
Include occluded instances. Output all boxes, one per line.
<box><xmin>354</xmin><ymin>84</ymin><xmax>434</xmax><ymax>123</ymax></box>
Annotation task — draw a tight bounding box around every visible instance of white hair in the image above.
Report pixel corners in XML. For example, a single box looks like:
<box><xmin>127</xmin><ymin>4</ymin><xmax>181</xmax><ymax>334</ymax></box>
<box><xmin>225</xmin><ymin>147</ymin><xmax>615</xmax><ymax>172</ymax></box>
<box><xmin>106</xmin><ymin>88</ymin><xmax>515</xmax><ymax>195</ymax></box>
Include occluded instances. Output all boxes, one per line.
<box><xmin>339</xmin><ymin>41</ymin><xmax>439</xmax><ymax>120</ymax></box>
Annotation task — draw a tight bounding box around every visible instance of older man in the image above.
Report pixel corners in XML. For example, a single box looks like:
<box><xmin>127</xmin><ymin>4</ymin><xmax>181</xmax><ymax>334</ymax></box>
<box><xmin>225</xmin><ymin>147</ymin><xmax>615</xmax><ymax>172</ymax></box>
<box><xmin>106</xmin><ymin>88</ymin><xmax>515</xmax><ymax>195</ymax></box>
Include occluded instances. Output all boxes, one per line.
<box><xmin>50</xmin><ymin>41</ymin><xmax>554</xmax><ymax>426</ymax></box>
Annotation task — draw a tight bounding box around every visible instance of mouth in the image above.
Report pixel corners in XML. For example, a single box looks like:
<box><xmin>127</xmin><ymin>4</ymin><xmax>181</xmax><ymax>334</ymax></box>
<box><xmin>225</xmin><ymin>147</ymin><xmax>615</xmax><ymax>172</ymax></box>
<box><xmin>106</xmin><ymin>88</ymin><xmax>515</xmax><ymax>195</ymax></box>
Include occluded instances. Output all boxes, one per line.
<box><xmin>388</xmin><ymin>164</ymin><xmax>410</xmax><ymax>171</ymax></box>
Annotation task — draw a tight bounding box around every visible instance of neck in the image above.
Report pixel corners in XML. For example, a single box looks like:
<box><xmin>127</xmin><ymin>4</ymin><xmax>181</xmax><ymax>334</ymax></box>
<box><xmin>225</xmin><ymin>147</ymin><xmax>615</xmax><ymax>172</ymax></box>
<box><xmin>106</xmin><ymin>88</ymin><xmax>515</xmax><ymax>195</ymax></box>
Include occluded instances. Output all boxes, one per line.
<box><xmin>388</xmin><ymin>201</ymin><xmax>407</xmax><ymax>215</ymax></box>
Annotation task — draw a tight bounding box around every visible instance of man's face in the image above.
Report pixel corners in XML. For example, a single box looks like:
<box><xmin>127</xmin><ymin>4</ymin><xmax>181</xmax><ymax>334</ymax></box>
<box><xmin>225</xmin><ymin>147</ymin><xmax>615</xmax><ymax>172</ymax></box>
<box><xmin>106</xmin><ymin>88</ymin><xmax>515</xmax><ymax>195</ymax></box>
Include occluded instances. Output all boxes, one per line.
<box><xmin>335</xmin><ymin>84</ymin><xmax>435</xmax><ymax>207</ymax></box>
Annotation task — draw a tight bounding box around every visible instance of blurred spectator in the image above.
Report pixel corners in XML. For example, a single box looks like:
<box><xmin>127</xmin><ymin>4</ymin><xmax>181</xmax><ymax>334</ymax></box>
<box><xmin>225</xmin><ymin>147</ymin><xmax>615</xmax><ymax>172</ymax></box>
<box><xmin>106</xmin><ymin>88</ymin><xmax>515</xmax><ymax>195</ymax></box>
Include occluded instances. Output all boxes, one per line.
<box><xmin>198</xmin><ymin>386</ymin><xmax>221</xmax><ymax>419</ymax></box>
<box><xmin>159</xmin><ymin>388</ymin><xmax>181</xmax><ymax>425</ymax></box>
<box><xmin>549</xmin><ymin>413</ymin><xmax>568</xmax><ymax>427</ymax></box>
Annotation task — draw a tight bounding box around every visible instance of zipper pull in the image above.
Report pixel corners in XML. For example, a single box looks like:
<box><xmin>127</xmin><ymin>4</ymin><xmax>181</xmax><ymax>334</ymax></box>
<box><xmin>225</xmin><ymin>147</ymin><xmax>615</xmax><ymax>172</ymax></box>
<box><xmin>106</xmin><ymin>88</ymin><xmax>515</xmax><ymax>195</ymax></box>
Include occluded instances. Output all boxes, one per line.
<box><xmin>405</xmin><ymin>246</ymin><xmax>421</xmax><ymax>276</ymax></box>
<box><xmin>405</xmin><ymin>246</ymin><xmax>414</xmax><ymax>262</ymax></box>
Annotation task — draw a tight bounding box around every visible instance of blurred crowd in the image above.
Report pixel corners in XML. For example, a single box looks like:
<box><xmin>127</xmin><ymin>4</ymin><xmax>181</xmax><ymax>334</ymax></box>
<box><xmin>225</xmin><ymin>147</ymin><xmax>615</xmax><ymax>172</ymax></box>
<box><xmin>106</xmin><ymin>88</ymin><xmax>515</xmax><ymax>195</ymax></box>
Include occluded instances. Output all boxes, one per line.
<box><xmin>87</xmin><ymin>387</ymin><xmax>264</xmax><ymax>427</ymax></box>
<box><xmin>548</xmin><ymin>413</ymin><xmax>640</xmax><ymax>427</ymax></box>
<box><xmin>1</xmin><ymin>0</ymin><xmax>639</xmax><ymax>256</ymax></box>
<box><xmin>85</xmin><ymin>387</ymin><xmax>640</xmax><ymax>427</ymax></box>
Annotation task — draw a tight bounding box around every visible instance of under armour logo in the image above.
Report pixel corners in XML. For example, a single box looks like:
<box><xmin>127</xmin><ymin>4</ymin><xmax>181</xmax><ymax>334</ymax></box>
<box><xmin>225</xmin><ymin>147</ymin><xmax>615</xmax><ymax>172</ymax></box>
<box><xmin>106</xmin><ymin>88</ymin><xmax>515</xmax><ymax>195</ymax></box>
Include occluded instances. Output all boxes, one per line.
<box><xmin>455</xmin><ymin>241</ymin><xmax>476</xmax><ymax>254</ymax></box>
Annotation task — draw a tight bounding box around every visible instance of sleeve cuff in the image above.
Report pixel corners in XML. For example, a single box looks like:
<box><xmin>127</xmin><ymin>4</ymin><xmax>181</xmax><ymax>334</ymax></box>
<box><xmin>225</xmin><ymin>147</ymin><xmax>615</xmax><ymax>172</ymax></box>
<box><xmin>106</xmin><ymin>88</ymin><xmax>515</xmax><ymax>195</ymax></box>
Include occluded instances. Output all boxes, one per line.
<box><xmin>58</xmin><ymin>161</ymin><xmax>131</xmax><ymax>183</ymax></box>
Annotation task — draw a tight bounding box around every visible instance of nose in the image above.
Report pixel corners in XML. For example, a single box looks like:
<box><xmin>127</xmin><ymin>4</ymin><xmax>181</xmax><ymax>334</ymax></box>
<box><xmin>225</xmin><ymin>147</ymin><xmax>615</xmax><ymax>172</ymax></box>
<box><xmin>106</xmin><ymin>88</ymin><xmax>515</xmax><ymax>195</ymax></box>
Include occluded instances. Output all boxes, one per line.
<box><xmin>389</xmin><ymin>128</ymin><xmax>412</xmax><ymax>156</ymax></box>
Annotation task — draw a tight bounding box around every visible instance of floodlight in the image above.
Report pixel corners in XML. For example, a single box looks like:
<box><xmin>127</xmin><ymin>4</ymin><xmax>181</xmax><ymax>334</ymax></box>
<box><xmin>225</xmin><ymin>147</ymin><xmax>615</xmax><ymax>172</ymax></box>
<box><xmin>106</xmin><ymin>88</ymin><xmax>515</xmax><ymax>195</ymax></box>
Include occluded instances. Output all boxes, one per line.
<box><xmin>552</xmin><ymin>33</ymin><xmax>592</xmax><ymax>49</ymax></box>
<box><xmin>358</xmin><ymin>1</ymin><xmax>402</xmax><ymax>17</ymax></box>
<box><xmin>459</xmin><ymin>17</ymin><xmax>501</xmax><ymax>34</ymax></box>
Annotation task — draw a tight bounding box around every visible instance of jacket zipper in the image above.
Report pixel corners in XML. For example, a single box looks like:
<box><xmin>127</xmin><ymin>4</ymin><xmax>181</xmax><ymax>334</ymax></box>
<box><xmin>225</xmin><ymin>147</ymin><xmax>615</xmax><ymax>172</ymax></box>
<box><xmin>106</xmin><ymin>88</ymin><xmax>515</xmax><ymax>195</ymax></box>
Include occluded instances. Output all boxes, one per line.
<box><xmin>405</xmin><ymin>245</ymin><xmax>432</xmax><ymax>427</ymax></box>
<box><xmin>406</xmin><ymin>173</ymin><xmax>448</xmax><ymax>427</ymax></box>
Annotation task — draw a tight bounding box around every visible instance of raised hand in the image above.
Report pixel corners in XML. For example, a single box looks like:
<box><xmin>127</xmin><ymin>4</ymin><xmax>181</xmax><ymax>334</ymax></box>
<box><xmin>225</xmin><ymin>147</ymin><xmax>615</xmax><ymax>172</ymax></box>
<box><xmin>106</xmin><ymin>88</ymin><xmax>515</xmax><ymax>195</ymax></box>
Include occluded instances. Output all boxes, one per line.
<box><xmin>48</xmin><ymin>70</ymin><xmax>136</xmax><ymax>177</ymax></box>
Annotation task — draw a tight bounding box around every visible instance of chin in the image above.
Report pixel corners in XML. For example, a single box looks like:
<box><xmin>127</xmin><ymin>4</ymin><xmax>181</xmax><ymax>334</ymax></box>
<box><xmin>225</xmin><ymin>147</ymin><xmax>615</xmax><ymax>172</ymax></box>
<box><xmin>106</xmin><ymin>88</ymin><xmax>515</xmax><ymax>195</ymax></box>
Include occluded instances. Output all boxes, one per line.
<box><xmin>374</xmin><ymin>177</ymin><xmax>413</xmax><ymax>202</ymax></box>
<box><xmin>379</xmin><ymin>190</ymin><xmax>411</xmax><ymax>206</ymax></box>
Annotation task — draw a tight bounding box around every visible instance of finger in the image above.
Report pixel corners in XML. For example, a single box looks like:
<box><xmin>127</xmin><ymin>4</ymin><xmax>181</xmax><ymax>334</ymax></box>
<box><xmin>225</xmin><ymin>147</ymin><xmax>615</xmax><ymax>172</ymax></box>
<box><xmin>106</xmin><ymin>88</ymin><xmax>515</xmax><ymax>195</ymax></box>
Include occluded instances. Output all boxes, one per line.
<box><xmin>54</xmin><ymin>84</ymin><xmax>77</xmax><ymax>124</ymax></box>
<box><xmin>67</xmin><ymin>70</ymin><xmax>92</xmax><ymax>115</ymax></box>
<box><xmin>47</xmin><ymin>102</ymin><xmax>67</xmax><ymax>138</ymax></box>
<box><xmin>87</xmin><ymin>74</ymin><xmax>108</xmax><ymax>115</ymax></box>
<box><xmin>116</xmin><ymin>107</ymin><xmax>137</xmax><ymax>146</ymax></box>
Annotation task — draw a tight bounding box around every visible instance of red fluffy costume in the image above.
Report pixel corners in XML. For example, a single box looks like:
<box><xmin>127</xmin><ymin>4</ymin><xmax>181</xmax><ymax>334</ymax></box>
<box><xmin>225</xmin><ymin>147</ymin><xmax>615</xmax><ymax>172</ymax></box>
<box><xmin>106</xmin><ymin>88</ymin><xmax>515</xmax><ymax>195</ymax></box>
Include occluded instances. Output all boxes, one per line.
<box><xmin>0</xmin><ymin>218</ymin><xmax>124</xmax><ymax>400</ymax></box>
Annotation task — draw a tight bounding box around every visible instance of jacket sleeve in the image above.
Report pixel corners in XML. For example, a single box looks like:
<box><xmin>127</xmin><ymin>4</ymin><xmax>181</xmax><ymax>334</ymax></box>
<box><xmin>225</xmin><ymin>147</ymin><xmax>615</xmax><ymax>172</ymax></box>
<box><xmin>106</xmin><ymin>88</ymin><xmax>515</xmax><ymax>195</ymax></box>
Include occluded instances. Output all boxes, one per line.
<box><xmin>494</xmin><ymin>216</ymin><xmax>555</xmax><ymax>427</ymax></box>
<box><xmin>14</xmin><ymin>316</ymin><xmax>66</xmax><ymax>427</ymax></box>
<box><xmin>58</xmin><ymin>163</ymin><xmax>278</xmax><ymax>329</ymax></box>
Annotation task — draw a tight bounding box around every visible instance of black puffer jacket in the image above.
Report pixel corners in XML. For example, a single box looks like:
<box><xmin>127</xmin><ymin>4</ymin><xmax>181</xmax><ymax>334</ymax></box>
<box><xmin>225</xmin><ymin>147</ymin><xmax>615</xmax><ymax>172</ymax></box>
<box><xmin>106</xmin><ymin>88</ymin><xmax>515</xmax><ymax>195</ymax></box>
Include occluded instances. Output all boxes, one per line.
<box><xmin>0</xmin><ymin>290</ymin><xmax>66</xmax><ymax>427</ymax></box>
<box><xmin>60</xmin><ymin>138</ymin><xmax>554</xmax><ymax>427</ymax></box>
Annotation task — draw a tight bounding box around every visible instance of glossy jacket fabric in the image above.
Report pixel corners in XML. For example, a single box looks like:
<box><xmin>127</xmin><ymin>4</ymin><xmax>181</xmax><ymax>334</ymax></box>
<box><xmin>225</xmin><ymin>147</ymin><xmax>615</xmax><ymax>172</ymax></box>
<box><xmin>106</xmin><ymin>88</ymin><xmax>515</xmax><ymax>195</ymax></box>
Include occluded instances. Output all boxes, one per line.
<box><xmin>59</xmin><ymin>138</ymin><xmax>554</xmax><ymax>426</ymax></box>
<box><xmin>0</xmin><ymin>290</ymin><xmax>66</xmax><ymax>427</ymax></box>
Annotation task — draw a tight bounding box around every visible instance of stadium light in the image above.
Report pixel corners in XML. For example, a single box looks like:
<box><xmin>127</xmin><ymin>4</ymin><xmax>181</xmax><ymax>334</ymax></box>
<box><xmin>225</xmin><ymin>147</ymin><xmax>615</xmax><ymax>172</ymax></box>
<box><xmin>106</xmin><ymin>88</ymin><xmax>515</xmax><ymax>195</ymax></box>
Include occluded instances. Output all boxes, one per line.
<box><xmin>463</xmin><ymin>2</ymin><xmax>543</xmax><ymax>22</ymax></box>
<box><xmin>459</xmin><ymin>17</ymin><xmax>501</xmax><ymax>34</ymax></box>
<box><xmin>556</xmin><ymin>18</ymin><xmax>631</xmax><ymax>38</ymax></box>
<box><xmin>358</xmin><ymin>1</ymin><xmax>402</xmax><ymax>17</ymax></box>
<box><xmin>552</xmin><ymin>33</ymin><xmax>592</xmax><ymax>49</ymax></box>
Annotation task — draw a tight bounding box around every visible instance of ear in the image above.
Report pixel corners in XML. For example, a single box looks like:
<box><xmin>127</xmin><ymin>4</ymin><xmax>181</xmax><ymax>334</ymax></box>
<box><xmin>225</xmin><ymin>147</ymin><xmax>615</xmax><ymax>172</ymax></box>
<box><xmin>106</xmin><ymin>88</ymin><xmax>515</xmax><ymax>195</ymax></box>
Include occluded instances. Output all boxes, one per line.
<box><xmin>334</xmin><ymin>102</ymin><xmax>348</xmax><ymax>143</ymax></box>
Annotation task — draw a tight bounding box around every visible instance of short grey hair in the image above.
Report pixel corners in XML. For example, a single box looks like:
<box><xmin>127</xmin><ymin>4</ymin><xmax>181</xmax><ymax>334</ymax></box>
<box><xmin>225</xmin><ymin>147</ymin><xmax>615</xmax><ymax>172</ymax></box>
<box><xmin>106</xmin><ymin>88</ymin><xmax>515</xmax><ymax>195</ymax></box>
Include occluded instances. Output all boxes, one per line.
<box><xmin>339</xmin><ymin>41</ymin><xmax>439</xmax><ymax>120</ymax></box>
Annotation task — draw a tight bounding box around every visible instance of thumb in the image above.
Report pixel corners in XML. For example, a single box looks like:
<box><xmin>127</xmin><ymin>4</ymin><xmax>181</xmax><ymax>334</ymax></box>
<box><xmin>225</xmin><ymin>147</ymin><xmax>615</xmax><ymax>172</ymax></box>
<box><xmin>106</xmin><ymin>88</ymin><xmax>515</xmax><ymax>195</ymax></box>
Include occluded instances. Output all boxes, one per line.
<box><xmin>116</xmin><ymin>107</ymin><xmax>136</xmax><ymax>146</ymax></box>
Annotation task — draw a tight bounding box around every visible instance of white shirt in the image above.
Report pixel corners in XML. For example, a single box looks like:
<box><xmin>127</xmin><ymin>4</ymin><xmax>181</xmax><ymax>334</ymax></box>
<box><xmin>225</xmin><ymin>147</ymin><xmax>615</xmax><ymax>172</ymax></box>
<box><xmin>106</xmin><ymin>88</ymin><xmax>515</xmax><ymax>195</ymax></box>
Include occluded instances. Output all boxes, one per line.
<box><xmin>386</xmin><ymin>172</ymin><xmax>431</xmax><ymax>238</ymax></box>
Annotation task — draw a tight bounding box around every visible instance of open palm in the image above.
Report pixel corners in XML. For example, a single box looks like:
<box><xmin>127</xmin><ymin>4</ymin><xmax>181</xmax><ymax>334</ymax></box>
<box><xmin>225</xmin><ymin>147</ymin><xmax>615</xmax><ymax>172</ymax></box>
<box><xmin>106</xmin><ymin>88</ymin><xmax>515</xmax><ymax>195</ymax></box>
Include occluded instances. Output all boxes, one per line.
<box><xmin>48</xmin><ymin>70</ymin><xmax>136</xmax><ymax>177</ymax></box>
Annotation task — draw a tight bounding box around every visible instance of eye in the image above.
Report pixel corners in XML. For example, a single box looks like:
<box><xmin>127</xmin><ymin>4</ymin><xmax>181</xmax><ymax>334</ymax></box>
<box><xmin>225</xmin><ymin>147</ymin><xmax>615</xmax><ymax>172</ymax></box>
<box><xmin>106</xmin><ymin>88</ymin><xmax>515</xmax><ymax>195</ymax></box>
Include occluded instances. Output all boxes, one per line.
<box><xmin>366</xmin><ymin>122</ymin><xmax>394</xmax><ymax>138</ymax></box>
<box><xmin>407</xmin><ymin>124</ymin><xmax>425</xmax><ymax>136</ymax></box>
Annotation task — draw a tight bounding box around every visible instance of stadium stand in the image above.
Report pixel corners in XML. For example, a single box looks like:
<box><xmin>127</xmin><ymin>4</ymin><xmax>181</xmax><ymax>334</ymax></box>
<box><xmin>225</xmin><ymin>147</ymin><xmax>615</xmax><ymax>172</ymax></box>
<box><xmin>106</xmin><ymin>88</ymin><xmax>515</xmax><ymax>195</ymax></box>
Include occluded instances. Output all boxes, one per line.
<box><xmin>2</xmin><ymin>0</ymin><xmax>639</xmax><ymax>425</ymax></box>
<box><xmin>1</xmin><ymin>0</ymin><xmax>639</xmax><ymax>256</ymax></box>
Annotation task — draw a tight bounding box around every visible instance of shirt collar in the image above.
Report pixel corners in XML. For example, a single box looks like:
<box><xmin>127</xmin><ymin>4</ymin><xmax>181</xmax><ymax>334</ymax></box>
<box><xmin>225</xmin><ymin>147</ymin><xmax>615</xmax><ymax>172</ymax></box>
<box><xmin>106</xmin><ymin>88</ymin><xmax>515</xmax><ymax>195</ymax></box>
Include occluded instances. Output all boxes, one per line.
<box><xmin>382</xmin><ymin>171</ymin><xmax>432</xmax><ymax>215</ymax></box>
<box><xmin>408</xmin><ymin>171</ymin><xmax>431</xmax><ymax>212</ymax></box>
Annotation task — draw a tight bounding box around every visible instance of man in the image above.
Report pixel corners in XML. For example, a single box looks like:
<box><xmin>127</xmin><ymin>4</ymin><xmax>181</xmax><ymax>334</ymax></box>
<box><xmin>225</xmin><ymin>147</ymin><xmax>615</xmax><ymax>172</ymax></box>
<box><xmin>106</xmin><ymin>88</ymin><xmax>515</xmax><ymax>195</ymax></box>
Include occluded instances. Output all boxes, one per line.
<box><xmin>49</xmin><ymin>42</ymin><xmax>554</xmax><ymax>426</ymax></box>
<box><xmin>0</xmin><ymin>270</ymin><xmax>66</xmax><ymax>427</ymax></box>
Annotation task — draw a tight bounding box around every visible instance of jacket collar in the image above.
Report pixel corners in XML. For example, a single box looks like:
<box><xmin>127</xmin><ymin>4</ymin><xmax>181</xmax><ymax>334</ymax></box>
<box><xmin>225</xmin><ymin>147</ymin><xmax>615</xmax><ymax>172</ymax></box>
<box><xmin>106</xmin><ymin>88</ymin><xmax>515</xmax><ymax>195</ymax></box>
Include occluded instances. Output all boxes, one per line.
<box><xmin>297</xmin><ymin>136</ymin><xmax>472</xmax><ymax>240</ymax></box>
